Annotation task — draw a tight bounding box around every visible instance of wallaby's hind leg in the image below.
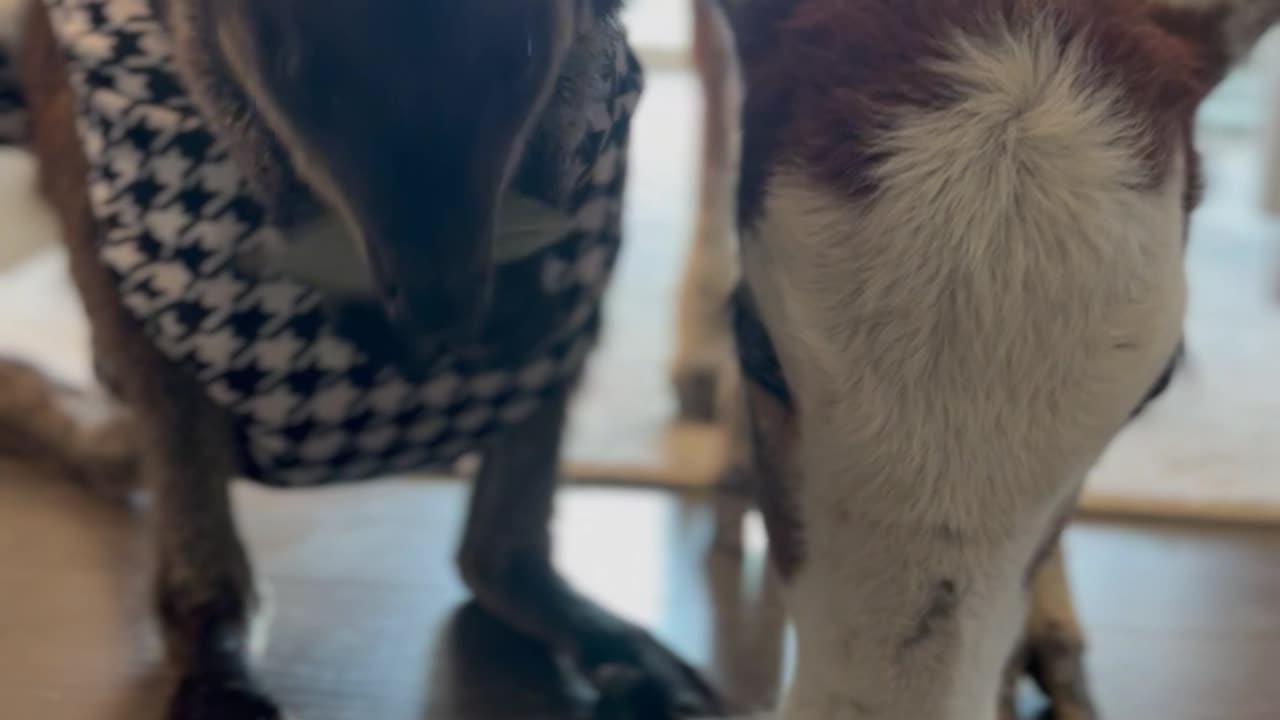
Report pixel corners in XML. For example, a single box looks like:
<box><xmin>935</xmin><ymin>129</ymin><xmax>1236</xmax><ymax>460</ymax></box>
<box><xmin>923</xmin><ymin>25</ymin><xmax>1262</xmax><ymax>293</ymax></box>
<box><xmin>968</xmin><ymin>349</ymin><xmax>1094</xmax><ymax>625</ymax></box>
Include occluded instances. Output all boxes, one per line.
<box><xmin>116</xmin><ymin>346</ymin><xmax>279</xmax><ymax>719</ymax></box>
<box><xmin>142</xmin><ymin>372</ymin><xmax>279</xmax><ymax>720</ymax></box>
<box><xmin>460</xmin><ymin>383</ymin><xmax>725</xmax><ymax>718</ymax></box>
<box><xmin>0</xmin><ymin>345</ymin><xmax>266</xmax><ymax>720</ymax></box>
<box><xmin>18</xmin><ymin>8</ymin><xmax>281</xmax><ymax>717</ymax></box>
<box><xmin>0</xmin><ymin>357</ymin><xmax>139</xmax><ymax>499</ymax></box>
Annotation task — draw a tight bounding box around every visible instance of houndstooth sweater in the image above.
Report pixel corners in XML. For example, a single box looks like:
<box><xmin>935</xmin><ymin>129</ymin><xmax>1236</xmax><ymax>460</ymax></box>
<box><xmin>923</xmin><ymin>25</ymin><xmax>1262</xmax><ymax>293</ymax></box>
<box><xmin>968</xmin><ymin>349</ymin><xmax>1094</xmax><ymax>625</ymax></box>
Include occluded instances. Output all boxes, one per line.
<box><xmin>5</xmin><ymin>0</ymin><xmax>643</xmax><ymax>486</ymax></box>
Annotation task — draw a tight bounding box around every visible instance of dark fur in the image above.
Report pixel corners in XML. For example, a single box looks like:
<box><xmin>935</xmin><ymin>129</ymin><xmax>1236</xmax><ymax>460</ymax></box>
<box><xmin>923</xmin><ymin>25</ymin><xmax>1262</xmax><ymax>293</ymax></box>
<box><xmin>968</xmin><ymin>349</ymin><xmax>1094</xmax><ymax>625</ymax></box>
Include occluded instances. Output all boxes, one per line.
<box><xmin>725</xmin><ymin>0</ymin><xmax>1220</xmax><ymax>229</ymax></box>
<box><xmin>9</xmin><ymin>1</ymin><xmax>723</xmax><ymax>718</ymax></box>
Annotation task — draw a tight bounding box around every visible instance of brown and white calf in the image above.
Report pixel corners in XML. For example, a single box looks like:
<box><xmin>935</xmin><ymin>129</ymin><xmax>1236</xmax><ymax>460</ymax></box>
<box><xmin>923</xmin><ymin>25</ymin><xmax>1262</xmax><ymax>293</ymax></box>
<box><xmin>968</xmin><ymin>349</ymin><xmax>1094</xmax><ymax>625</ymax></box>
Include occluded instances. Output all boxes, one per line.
<box><xmin>674</xmin><ymin>0</ymin><xmax>1280</xmax><ymax>719</ymax></box>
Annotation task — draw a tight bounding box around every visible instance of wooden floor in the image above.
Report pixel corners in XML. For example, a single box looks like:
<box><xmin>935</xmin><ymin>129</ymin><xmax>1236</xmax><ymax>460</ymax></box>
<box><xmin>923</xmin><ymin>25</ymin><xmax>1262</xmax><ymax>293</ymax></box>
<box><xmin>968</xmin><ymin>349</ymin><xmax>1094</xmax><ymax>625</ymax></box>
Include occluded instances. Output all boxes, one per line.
<box><xmin>1</xmin><ymin>466</ymin><xmax>1278</xmax><ymax>720</ymax></box>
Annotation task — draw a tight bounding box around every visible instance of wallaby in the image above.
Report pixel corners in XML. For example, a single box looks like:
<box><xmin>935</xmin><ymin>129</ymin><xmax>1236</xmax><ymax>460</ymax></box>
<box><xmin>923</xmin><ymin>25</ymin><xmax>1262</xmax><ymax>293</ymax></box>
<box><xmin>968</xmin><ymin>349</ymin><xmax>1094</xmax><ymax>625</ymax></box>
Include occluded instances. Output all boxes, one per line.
<box><xmin>0</xmin><ymin>0</ymin><xmax>725</xmax><ymax>718</ymax></box>
<box><xmin>669</xmin><ymin>0</ymin><xmax>1279</xmax><ymax>719</ymax></box>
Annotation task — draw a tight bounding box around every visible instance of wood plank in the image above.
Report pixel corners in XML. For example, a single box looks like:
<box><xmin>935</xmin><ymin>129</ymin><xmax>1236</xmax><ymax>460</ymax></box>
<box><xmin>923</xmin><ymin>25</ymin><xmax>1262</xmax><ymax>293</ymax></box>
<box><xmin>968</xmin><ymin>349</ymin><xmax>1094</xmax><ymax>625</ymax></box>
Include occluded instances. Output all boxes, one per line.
<box><xmin>3</xmin><ymin>469</ymin><xmax>1280</xmax><ymax>719</ymax></box>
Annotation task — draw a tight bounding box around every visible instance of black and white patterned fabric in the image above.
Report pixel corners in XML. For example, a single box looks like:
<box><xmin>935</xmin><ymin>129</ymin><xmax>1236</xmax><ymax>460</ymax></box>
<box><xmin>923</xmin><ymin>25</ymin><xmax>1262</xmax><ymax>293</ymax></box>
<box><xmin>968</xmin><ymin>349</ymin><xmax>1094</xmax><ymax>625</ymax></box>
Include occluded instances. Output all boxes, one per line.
<box><xmin>36</xmin><ymin>0</ymin><xmax>643</xmax><ymax>486</ymax></box>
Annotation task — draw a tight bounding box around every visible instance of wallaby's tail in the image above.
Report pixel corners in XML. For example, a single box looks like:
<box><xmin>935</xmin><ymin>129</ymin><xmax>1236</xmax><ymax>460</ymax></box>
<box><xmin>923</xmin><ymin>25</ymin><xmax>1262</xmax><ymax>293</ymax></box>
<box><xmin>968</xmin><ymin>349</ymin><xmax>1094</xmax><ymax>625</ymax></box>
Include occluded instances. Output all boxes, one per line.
<box><xmin>672</xmin><ymin>0</ymin><xmax>743</xmax><ymax>423</ymax></box>
<box><xmin>0</xmin><ymin>1</ymin><xmax>137</xmax><ymax>499</ymax></box>
<box><xmin>0</xmin><ymin>357</ymin><xmax>142</xmax><ymax>501</ymax></box>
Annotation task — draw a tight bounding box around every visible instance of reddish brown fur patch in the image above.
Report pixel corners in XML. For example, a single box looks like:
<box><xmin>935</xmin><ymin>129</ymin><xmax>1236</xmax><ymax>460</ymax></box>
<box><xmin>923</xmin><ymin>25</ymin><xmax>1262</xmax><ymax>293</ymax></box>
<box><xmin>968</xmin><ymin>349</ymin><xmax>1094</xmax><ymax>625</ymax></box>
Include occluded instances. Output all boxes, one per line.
<box><xmin>744</xmin><ymin>380</ymin><xmax>805</xmax><ymax>580</ymax></box>
<box><xmin>1150</xmin><ymin>6</ymin><xmax>1235</xmax><ymax>91</ymax></box>
<box><xmin>726</xmin><ymin>0</ymin><xmax>1220</xmax><ymax>227</ymax></box>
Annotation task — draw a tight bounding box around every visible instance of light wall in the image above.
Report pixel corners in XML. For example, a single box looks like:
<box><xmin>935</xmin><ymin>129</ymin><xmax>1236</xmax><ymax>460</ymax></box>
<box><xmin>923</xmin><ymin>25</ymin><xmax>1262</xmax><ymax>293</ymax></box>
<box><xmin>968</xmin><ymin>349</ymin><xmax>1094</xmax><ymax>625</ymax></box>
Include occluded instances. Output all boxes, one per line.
<box><xmin>622</xmin><ymin>0</ymin><xmax>692</xmax><ymax>69</ymax></box>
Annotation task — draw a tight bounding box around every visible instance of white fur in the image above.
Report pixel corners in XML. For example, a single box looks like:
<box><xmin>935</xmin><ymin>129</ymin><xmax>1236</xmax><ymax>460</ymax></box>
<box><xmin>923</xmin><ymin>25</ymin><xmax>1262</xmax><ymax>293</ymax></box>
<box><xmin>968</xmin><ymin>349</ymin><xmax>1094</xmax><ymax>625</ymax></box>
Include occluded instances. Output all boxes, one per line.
<box><xmin>741</xmin><ymin>19</ymin><xmax>1187</xmax><ymax>720</ymax></box>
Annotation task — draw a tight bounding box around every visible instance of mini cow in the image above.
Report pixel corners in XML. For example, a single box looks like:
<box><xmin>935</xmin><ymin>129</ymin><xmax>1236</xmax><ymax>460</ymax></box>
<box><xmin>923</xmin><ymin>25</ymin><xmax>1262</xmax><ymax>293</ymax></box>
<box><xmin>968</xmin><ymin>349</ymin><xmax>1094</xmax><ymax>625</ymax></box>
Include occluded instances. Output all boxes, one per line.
<box><xmin>672</xmin><ymin>0</ymin><xmax>1280</xmax><ymax>719</ymax></box>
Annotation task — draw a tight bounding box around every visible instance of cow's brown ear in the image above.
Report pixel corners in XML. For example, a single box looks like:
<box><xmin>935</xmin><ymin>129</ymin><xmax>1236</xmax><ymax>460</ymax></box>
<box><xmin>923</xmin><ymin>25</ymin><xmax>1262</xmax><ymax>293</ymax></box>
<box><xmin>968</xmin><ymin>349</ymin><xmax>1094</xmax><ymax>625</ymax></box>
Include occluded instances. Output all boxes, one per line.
<box><xmin>1149</xmin><ymin>1</ymin><xmax>1280</xmax><ymax>96</ymax></box>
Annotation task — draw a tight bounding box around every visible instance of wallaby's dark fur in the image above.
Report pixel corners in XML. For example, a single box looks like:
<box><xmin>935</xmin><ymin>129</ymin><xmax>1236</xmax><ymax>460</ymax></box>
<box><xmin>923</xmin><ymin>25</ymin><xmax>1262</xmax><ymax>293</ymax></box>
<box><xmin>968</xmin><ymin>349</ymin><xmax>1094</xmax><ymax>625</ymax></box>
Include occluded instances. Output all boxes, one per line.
<box><xmin>2</xmin><ymin>1</ymin><xmax>723</xmax><ymax>718</ymax></box>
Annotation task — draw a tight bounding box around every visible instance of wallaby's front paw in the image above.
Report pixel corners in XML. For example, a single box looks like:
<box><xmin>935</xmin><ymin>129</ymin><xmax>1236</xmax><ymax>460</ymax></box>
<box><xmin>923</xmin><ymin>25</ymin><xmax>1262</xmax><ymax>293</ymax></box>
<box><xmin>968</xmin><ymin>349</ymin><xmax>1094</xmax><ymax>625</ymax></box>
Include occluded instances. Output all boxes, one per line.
<box><xmin>584</xmin><ymin>626</ymin><xmax>726</xmax><ymax>720</ymax></box>
<box><xmin>593</xmin><ymin>665</ymin><xmax>727</xmax><ymax>720</ymax></box>
<box><xmin>168</xmin><ymin>675</ymin><xmax>288</xmax><ymax>720</ymax></box>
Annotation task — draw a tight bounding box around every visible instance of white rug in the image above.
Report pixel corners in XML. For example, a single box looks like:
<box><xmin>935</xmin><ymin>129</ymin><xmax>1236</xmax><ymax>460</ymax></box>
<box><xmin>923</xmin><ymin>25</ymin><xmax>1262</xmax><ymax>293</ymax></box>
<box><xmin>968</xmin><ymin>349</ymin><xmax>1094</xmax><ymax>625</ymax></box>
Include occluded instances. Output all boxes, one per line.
<box><xmin>2</xmin><ymin>72</ymin><xmax>1279</xmax><ymax>523</ymax></box>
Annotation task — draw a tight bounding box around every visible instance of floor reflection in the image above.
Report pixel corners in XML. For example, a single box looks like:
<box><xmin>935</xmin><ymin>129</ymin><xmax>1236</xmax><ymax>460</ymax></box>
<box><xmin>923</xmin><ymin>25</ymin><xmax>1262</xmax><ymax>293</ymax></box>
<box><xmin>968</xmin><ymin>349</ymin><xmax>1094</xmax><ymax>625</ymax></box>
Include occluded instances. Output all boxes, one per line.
<box><xmin>3</xmin><ymin>475</ymin><xmax>1280</xmax><ymax>718</ymax></box>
